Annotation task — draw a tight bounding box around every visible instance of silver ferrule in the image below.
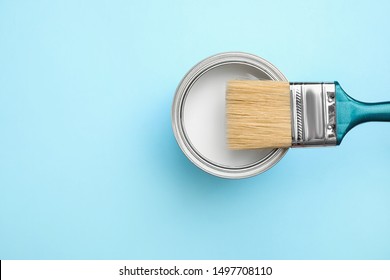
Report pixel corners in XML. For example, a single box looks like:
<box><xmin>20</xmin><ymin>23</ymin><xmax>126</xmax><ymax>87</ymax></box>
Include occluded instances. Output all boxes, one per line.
<box><xmin>290</xmin><ymin>83</ymin><xmax>337</xmax><ymax>147</ymax></box>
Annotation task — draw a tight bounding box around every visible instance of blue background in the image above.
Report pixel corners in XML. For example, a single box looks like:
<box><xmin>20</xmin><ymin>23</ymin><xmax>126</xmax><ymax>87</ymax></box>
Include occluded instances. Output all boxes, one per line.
<box><xmin>1</xmin><ymin>0</ymin><xmax>390</xmax><ymax>259</ymax></box>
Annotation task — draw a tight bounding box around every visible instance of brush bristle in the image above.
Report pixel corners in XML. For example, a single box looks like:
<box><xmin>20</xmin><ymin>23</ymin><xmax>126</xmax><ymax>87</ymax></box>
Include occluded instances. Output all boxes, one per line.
<box><xmin>226</xmin><ymin>80</ymin><xmax>292</xmax><ymax>149</ymax></box>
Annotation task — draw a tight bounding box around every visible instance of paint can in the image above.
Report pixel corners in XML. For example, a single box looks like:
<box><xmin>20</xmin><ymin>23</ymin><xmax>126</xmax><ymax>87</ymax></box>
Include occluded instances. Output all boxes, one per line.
<box><xmin>172</xmin><ymin>52</ymin><xmax>288</xmax><ymax>178</ymax></box>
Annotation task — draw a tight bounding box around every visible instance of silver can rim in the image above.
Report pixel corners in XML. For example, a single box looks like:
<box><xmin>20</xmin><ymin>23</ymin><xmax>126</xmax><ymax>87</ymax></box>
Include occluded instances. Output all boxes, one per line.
<box><xmin>171</xmin><ymin>52</ymin><xmax>289</xmax><ymax>179</ymax></box>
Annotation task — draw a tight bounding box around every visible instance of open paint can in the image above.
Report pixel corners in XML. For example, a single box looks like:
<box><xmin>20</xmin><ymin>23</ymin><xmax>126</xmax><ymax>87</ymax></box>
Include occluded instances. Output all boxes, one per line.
<box><xmin>172</xmin><ymin>52</ymin><xmax>288</xmax><ymax>179</ymax></box>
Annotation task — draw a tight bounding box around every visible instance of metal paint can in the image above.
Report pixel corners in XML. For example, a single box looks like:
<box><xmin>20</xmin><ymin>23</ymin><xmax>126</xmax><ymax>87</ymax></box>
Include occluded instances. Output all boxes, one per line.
<box><xmin>172</xmin><ymin>52</ymin><xmax>288</xmax><ymax>179</ymax></box>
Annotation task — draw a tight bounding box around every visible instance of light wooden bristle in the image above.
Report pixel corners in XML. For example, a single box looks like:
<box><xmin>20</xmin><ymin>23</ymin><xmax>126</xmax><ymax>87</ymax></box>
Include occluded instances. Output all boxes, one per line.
<box><xmin>226</xmin><ymin>80</ymin><xmax>292</xmax><ymax>149</ymax></box>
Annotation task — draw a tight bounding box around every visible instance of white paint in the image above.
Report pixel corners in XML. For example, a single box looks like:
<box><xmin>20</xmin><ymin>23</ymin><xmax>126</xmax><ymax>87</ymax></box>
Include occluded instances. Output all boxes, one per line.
<box><xmin>183</xmin><ymin>63</ymin><xmax>274</xmax><ymax>167</ymax></box>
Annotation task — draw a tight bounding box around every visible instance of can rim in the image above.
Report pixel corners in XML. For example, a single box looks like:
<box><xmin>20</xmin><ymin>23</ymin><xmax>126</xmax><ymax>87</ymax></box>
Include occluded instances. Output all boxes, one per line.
<box><xmin>172</xmin><ymin>52</ymin><xmax>289</xmax><ymax>179</ymax></box>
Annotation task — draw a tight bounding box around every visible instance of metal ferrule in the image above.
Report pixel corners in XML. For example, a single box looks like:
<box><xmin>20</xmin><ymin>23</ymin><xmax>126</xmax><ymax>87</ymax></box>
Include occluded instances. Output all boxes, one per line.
<box><xmin>290</xmin><ymin>83</ymin><xmax>337</xmax><ymax>147</ymax></box>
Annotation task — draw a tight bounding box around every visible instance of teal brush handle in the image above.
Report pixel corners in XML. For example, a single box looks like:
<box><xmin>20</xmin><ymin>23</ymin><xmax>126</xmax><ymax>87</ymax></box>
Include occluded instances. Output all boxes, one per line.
<box><xmin>336</xmin><ymin>82</ymin><xmax>390</xmax><ymax>144</ymax></box>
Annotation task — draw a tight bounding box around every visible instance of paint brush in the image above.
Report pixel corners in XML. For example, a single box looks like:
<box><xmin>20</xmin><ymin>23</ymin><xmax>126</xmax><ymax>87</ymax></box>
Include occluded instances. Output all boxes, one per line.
<box><xmin>226</xmin><ymin>80</ymin><xmax>390</xmax><ymax>149</ymax></box>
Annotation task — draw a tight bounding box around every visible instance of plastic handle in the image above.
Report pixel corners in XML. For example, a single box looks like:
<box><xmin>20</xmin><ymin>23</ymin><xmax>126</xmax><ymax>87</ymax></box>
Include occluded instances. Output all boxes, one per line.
<box><xmin>336</xmin><ymin>82</ymin><xmax>390</xmax><ymax>144</ymax></box>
